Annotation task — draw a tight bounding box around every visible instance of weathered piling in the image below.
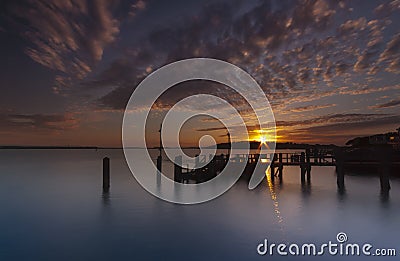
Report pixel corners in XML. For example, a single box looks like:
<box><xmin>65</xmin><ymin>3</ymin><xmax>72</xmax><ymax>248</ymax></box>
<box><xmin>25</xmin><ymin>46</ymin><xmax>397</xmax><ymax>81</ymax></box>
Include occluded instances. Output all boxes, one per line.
<box><xmin>378</xmin><ymin>146</ymin><xmax>391</xmax><ymax>194</ymax></box>
<box><xmin>174</xmin><ymin>155</ymin><xmax>183</xmax><ymax>183</ymax></box>
<box><xmin>313</xmin><ymin>148</ymin><xmax>318</xmax><ymax>163</ymax></box>
<box><xmin>278</xmin><ymin>153</ymin><xmax>283</xmax><ymax>179</ymax></box>
<box><xmin>335</xmin><ymin>148</ymin><xmax>345</xmax><ymax>192</ymax></box>
<box><xmin>305</xmin><ymin>148</ymin><xmax>311</xmax><ymax>181</ymax></box>
<box><xmin>103</xmin><ymin>157</ymin><xmax>110</xmax><ymax>193</ymax></box>
<box><xmin>300</xmin><ymin>152</ymin><xmax>306</xmax><ymax>183</ymax></box>
<box><xmin>208</xmin><ymin>156</ymin><xmax>216</xmax><ymax>180</ymax></box>
<box><xmin>270</xmin><ymin>153</ymin><xmax>275</xmax><ymax>182</ymax></box>
<box><xmin>195</xmin><ymin>154</ymin><xmax>199</xmax><ymax>168</ymax></box>
<box><xmin>156</xmin><ymin>155</ymin><xmax>162</xmax><ymax>172</ymax></box>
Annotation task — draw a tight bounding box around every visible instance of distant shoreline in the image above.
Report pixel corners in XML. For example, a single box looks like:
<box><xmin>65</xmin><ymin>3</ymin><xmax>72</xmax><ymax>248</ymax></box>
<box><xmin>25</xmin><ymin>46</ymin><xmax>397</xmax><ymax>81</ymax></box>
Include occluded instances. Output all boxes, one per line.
<box><xmin>0</xmin><ymin>146</ymin><xmax>101</xmax><ymax>150</ymax></box>
<box><xmin>0</xmin><ymin>142</ymin><xmax>340</xmax><ymax>150</ymax></box>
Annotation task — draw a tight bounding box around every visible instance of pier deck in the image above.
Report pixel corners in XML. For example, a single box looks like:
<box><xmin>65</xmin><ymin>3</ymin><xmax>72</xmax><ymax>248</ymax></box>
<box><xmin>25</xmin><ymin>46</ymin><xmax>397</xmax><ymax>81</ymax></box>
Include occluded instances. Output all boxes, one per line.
<box><xmin>173</xmin><ymin>147</ymin><xmax>398</xmax><ymax>194</ymax></box>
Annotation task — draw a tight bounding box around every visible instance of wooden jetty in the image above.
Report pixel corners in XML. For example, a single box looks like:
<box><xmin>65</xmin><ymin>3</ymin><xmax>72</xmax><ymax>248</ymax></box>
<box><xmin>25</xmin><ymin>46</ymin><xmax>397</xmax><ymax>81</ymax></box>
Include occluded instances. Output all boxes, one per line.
<box><xmin>174</xmin><ymin>148</ymin><xmax>336</xmax><ymax>184</ymax></box>
<box><xmin>174</xmin><ymin>153</ymin><xmax>262</xmax><ymax>184</ymax></box>
<box><xmin>173</xmin><ymin>146</ymin><xmax>398</xmax><ymax>194</ymax></box>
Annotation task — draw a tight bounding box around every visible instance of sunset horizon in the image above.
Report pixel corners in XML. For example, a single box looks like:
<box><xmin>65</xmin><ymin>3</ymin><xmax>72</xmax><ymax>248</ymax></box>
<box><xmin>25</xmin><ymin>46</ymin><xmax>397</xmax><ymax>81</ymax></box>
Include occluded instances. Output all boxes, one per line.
<box><xmin>1</xmin><ymin>0</ymin><xmax>399</xmax><ymax>147</ymax></box>
<box><xmin>1</xmin><ymin>1</ymin><xmax>400</xmax><ymax>260</ymax></box>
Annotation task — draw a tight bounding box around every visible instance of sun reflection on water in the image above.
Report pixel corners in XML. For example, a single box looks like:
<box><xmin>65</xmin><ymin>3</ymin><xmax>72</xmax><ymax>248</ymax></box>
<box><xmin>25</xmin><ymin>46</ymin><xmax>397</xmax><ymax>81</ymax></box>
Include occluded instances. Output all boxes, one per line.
<box><xmin>266</xmin><ymin>168</ymin><xmax>284</xmax><ymax>227</ymax></box>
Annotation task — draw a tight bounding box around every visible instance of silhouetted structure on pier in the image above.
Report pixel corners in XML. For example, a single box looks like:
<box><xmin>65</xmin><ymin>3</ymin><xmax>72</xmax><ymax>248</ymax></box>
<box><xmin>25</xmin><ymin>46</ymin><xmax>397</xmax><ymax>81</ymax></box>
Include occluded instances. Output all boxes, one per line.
<box><xmin>174</xmin><ymin>147</ymin><xmax>335</xmax><ymax>184</ymax></box>
<box><xmin>173</xmin><ymin>145</ymin><xmax>398</xmax><ymax>194</ymax></box>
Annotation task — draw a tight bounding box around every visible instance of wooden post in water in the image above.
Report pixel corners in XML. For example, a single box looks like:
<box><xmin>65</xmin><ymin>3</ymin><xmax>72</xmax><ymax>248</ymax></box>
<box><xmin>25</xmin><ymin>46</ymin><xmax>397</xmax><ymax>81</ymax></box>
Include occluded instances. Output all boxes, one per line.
<box><xmin>157</xmin><ymin>155</ymin><xmax>162</xmax><ymax>173</ymax></box>
<box><xmin>313</xmin><ymin>148</ymin><xmax>318</xmax><ymax>163</ymax></box>
<box><xmin>174</xmin><ymin>155</ymin><xmax>183</xmax><ymax>183</ymax></box>
<box><xmin>209</xmin><ymin>155</ymin><xmax>216</xmax><ymax>179</ymax></box>
<box><xmin>379</xmin><ymin>146</ymin><xmax>391</xmax><ymax>194</ymax></box>
<box><xmin>270</xmin><ymin>153</ymin><xmax>275</xmax><ymax>182</ymax></box>
<box><xmin>195</xmin><ymin>154</ymin><xmax>199</xmax><ymax>168</ymax></box>
<box><xmin>103</xmin><ymin>157</ymin><xmax>110</xmax><ymax>193</ymax></box>
<box><xmin>335</xmin><ymin>148</ymin><xmax>345</xmax><ymax>192</ymax></box>
<box><xmin>305</xmin><ymin>148</ymin><xmax>311</xmax><ymax>181</ymax></box>
<box><xmin>300</xmin><ymin>152</ymin><xmax>306</xmax><ymax>183</ymax></box>
<box><xmin>157</xmin><ymin>123</ymin><xmax>162</xmax><ymax>173</ymax></box>
<box><xmin>278</xmin><ymin>153</ymin><xmax>283</xmax><ymax>179</ymax></box>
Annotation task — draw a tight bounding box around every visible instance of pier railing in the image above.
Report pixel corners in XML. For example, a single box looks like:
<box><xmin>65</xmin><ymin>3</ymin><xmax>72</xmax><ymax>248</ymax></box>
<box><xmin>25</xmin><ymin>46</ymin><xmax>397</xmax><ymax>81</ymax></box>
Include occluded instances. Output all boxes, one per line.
<box><xmin>170</xmin><ymin>147</ymin><xmax>394</xmax><ymax>195</ymax></box>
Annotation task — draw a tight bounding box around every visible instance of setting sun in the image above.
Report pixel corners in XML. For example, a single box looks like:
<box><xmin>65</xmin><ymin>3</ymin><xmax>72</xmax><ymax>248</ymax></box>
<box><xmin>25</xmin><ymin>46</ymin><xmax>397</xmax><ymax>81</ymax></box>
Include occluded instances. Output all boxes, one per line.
<box><xmin>259</xmin><ymin>135</ymin><xmax>267</xmax><ymax>144</ymax></box>
<box><xmin>251</xmin><ymin>129</ymin><xmax>278</xmax><ymax>144</ymax></box>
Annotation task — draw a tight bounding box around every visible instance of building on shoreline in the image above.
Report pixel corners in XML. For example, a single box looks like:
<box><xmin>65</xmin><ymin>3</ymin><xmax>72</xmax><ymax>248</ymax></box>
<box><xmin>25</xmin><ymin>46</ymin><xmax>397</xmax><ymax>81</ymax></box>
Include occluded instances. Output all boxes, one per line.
<box><xmin>346</xmin><ymin>127</ymin><xmax>400</xmax><ymax>150</ymax></box>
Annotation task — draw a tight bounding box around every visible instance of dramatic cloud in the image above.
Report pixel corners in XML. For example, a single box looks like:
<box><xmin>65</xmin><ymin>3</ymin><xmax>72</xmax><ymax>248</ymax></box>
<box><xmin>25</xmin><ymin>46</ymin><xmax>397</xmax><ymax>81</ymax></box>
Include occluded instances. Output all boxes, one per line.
<box><xmin>370</xmin><ymin>99</ymin><xmax>400</xmax><ymax>109</ymax></box>
<box><xmin>294</xmin><ymin>115</ymin><xmax>400</xmax><ymax>135</ymax></box>
<box><xmin>6</xmin><ymin>0</ymin><xmax>126</xmax><ymax>93</ymax></box>
<box><xmin>1</xmin><ymin>0</ymin><xmax>400</xmax><ymax>146</ymax></box>
<box><xmin>276</xmin><ymin>113</ymin><xmax>400</xmax><ymax>144</ymax></box>
<box><xmin>286</xmin><ymin>104</ymin><xmax>336</xmax><ymax>113</ymax></box>
<box><xmin>276</xmin><ymin>113</ymin><xmax>389</xmax><ymax>128</ymax></box>
<box><xmin>28</xmin><ymin>1</ymin><xmax>116</xmax><ymax>61</ymax></box>
<box><xmin>379</xmin><ymin>33</ymin><xmax>400</xmax><ymax>73</ymax></box>
<box><xmin>96</xmin><ymin>0</ymin><xmax>338</xmax><ymax>109</ymax></box>
<box><xmin>0</xmin><ymin>113</ymin><xmax>79</xmax><ymax>131</ymax></box>
<box><xmin>93</xmin><ymin>1</ymin><xmax>399</xmax><ymax>114</ymax></box>
<box><xmin>129</xmin><ymin>0</ymin><xmax>146</xmax><ymax>17</ymax></box>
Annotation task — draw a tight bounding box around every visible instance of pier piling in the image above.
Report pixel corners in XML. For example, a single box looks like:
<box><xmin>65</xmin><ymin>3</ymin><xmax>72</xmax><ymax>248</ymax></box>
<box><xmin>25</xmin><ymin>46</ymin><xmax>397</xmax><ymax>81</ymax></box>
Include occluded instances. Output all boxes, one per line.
<box><xmin>305</xmin><ymin>149</ymin><xmax>311</xmax><ymax>181</ymax></box>
<box><xmin>300</xmin><ymin>152</ymin><xmax>306</xmax><ymax>183</ymax></box>
<box><xmin>278</xmin><ymin>153</ymin><xmax>283</xmax><ymax>179</ymax></box>
<box><xmin>379</xmin><ymin>146</ymin><xmax>391</xmax><ymax>194</ymax></box>
<box><xmin>335</xmin><ymin>148</ymin><xmax>345</xmax><ymax>192</ymax></box>
<box><xmin>174</xmin><ymin>155</ymin><xmax>183</xmax><ymax>183</ymax></box>
<box><xmin>270</xmin><ymin>153</ymin><xmax>275</xmax><ymax>182</ymax></box>
<box><xmin>157</xmin><ymin>155</ymin><xmax>162</xmax><ymax>172</ymax></box>
<box><xmin>103</xmin><ymin>157</ymin><xmax>110</xmax><ymax>193</ymax></box>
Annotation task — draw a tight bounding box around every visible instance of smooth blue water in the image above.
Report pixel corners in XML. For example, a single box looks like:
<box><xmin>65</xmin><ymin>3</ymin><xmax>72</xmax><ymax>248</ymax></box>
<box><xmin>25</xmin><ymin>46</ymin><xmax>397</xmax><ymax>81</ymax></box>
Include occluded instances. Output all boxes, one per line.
<box><xmin>0</xmin><ymin>149</ymin><xmax>399</xmax><ymax>260</ymax></box>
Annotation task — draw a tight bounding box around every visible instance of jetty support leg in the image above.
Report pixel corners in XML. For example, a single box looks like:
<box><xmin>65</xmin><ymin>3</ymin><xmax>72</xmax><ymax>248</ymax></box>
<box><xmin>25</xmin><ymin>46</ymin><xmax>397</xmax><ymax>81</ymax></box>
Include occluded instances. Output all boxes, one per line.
<box><xmin>300</xmin><ymin>152</ymin><xmax>306</xmax><ymax>184</ymax></box>
<box><xmin>103</xmin><ymin>157</ymin><xmax>110</xmax><ymax>193</ymax></box>
<box><xmin>278</xmin><ymin>153</ymin><xmax>283</xmax><ymax>179</ymax></box>
<box><xmin>379</xmin><ymin>146</ymin><xmax>391</xmax><ymax>194</ymax></box>
<box><xmin>174</xmin><ymin>156</ymin><xmax>183</xmax><ymax>183</ymax></box>
<box><xmin>270</xmin><ymin>153</ymin><xmax>275</xmax><ymax>182</ymax></box>
<box><xmin>335</xmin><ymin>148</ymin><xmax>345</xmax><ymax>192</ymax></box>
<box><xmin>305</xmin><ymin>149</ymin><xmax>311</xmax><ymax>181</ymax></box>
<box><xmin>157</xmin><ymin>155</ymin><xmax>162</xmax><ymax>172</ymax></box>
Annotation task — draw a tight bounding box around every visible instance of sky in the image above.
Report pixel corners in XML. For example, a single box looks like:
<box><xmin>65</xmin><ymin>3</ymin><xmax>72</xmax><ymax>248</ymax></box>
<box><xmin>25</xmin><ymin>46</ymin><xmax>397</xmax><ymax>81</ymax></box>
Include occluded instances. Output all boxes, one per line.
<box><xmin>0</xmin><ymin>0</ymin><xmax>400</xmax><ymax>147</ymax></box>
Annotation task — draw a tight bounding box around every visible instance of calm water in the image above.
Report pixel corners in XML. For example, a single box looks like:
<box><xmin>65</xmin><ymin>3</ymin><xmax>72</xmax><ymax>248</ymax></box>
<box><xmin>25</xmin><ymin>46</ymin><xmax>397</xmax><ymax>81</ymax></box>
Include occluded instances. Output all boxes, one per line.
<box><xmin>0</xmin><ymin>149</ymin><xmax>399</xmax><ymax>260</ymax></box>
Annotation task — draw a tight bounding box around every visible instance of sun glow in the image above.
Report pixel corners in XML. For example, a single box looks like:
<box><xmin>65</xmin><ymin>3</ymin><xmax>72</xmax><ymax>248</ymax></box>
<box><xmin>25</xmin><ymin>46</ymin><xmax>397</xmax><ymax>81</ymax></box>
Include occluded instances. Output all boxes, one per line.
<box><xmin>259</xmin><ymin>135</ymin><xmax>268</xmax><ymax>144</ymax></box>
<box><xmin>253</xmin><ymin>129</ymin><xmax>277</xmax><ymax>144</ymax></box>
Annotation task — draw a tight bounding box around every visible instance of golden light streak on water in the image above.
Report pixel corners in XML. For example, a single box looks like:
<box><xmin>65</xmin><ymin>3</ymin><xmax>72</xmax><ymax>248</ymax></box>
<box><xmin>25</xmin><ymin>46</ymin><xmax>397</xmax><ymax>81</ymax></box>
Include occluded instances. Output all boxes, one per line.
<box><xmin>266</xmin><ymin>167</ymin><xmax>285</xmax><ymax>229</ymax></box>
